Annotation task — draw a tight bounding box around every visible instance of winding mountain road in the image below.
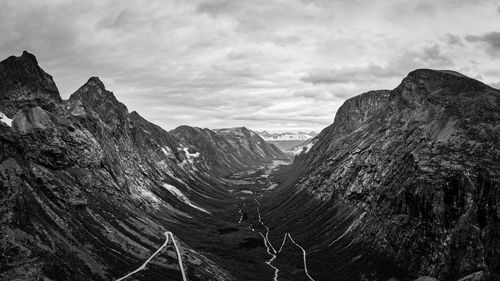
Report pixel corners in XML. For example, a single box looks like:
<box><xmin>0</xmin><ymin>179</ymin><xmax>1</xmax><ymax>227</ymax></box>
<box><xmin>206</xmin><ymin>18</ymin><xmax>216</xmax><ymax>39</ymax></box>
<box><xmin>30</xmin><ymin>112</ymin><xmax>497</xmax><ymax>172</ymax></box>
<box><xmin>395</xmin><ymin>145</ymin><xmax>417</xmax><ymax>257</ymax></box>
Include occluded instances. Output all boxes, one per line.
<box><xmin>116</xmin><ymin>231</ymin><xmax>187</xmax><ymax>281</ymax></box>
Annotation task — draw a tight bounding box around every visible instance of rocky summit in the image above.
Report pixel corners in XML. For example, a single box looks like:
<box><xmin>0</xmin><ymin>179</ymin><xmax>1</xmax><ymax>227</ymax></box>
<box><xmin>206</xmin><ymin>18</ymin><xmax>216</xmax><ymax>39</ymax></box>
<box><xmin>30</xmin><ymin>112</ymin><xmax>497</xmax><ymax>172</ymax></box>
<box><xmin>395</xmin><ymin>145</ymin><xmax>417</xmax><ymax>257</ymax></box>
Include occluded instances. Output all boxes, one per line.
<box><xmin>0</xmin><ymin>52</ymin><xmax>499</xmax><ymax>281</ymax></box>
<box><xmin>0</xmin><ymin>51</ymin><xmax>61</xmax><ymax>117</ymax></box>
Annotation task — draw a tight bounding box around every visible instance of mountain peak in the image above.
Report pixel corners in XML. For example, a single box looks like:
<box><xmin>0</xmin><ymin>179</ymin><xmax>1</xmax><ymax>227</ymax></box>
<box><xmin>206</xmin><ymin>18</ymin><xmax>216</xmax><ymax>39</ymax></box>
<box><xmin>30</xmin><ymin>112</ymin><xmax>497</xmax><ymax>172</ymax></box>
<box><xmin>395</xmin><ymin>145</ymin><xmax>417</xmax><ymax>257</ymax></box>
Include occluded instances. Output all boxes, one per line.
<box><xmin>409</xmin><ymin>68</ymin><xmax>468</xmax><ymax>78</ymax></box>
<box><xmin>0</xmin><ymin>51</ymin><xmax>61</xmax><ymax>117</ymax></box>
<box><xmin>70</xmin><ymin>77</ymin><xmax>111</xmax><ymax>100</ymax></box>
<box><xmin>67</xmin><ymin>77</ymin><xmax>129</xmax><ymax>130</ymax></box>
<box><xmin>330</xmin><ymin>90</ymin><xmax>391</xmax><ymax>135</ymax></box>
<box><xmin>215</xmin><ymin>127</ymin><xmax>256</xmax><ymax>137</ymax></box>
<box><xmin>20</xmin><ymin>50</ymin><xmax>38</xmax><ymax>64</ymax></box>
<box><xmin>85</xmin><ymin>76</ymin><xmax>106</xmax><ymax>89</ymax></box>
<box><xmin>398</xmin><ymin>68</ymin><xmax>491</xmax><ymax>95</ymax></box>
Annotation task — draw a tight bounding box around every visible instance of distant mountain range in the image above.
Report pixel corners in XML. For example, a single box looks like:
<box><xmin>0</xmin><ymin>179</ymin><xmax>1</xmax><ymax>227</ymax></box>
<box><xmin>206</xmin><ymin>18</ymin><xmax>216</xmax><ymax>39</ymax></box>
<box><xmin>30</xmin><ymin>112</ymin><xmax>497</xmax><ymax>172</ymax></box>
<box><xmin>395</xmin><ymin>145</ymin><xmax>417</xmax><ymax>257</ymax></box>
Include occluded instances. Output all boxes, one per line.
<box><xmin>257</xmin><ymin>131</ymin><xmax>318</xmax><ymax>141</ymax></box>
<box><xmin>256</xmin><ymin>131</ymin><xmax>318</xmax><ymax>152</ymax></box>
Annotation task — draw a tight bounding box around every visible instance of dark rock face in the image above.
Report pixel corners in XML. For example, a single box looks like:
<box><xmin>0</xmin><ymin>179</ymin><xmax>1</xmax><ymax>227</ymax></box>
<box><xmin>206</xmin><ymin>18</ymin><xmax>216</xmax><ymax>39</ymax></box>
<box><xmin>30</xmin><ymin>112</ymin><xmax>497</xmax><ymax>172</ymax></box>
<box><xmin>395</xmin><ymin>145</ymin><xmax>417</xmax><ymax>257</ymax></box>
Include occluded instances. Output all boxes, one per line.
<box><xmin>66</xmin><ymin>77</ymin><xmax>130</xmax><ymax>135</ymax></box>
<box><xmin>0</xmin><ymin>51</ymin><xmax>61</xmax><ymax>117</ymax></box>
<box><xmin>0</xmin><ymin>52</ymin><xmax>249</xmax><ymax>281</ymax></box>
<box><xmin>172</xmin><ymin>126</ymin><xmax>287</xmax><ymax>176</ymax></box>
<box><xmin>270</xmin><ymin>69</ymin><xmax>500</xmax><ymax>280</ymax></box>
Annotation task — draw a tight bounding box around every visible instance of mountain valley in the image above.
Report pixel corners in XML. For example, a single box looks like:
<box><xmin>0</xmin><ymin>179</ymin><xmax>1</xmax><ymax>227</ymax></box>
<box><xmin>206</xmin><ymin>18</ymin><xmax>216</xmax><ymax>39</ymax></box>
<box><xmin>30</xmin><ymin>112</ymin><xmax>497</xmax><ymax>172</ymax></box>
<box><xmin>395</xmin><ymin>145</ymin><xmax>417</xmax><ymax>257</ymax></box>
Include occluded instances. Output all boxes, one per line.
<box><xmin>0</xmin><ymin>52</ymin><xmax>499</xmax><ymax>281</ymax></box>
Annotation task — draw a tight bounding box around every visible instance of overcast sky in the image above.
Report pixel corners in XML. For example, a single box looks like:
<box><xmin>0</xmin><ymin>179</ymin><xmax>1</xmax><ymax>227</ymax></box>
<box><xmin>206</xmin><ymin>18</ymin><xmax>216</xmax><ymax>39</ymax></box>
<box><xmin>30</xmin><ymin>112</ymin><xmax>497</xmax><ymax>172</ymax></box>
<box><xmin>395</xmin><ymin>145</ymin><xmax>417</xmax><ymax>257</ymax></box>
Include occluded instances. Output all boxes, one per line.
<box><xmin>1</xmin><ymin>0</ymin><xmax>499</xmax><ymax>133</ymax></box>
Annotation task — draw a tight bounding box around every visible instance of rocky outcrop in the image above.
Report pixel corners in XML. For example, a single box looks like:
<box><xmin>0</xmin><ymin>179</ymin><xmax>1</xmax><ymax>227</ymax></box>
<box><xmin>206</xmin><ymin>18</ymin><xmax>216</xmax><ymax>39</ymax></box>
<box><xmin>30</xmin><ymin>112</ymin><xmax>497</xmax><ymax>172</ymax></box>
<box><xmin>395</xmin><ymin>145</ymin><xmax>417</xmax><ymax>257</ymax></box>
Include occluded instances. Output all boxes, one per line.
<box><xmin>264</xmin><ymin>69</ymin><xmax>500</xmax><ymax>280</ymax></box>
<box><xmin>66</xmin><ymin>77</ymin><xmax>130</xmax><ymax>134</ymax></box>
<box><xmin>0</xmin><ymin>51</ymin><xmax>61</xmax><ymax>117</ymax></box>
<box><xmin>172</xmin><ymin>126</ymin><xmax>287</xmax><ymax>176</ymax></box>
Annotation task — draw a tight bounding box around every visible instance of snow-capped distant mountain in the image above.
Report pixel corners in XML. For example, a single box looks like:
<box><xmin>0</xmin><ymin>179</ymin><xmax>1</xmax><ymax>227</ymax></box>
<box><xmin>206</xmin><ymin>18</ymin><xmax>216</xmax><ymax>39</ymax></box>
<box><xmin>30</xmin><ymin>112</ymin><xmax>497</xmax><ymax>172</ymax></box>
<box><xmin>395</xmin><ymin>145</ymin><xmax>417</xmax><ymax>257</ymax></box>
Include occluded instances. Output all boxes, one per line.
<box><xmin>256</xmin><ymin>131</ymin><xmax>319</xmax><ymax>152</ymax></box>
<box><xmin>257</xmin><ymin>131</ymin><xmax>318</xmax><ymax>141</ymax></box>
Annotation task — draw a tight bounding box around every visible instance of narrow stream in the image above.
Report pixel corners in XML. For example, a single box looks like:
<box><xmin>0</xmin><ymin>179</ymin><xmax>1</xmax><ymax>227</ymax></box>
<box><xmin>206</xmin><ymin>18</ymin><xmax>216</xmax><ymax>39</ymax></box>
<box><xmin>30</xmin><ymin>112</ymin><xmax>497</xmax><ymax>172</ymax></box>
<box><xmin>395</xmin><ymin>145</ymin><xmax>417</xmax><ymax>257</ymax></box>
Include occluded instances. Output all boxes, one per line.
<box><xmin>234</xmin><ymin>160</ymin><xmax>316</xmax><ymax>281</ymax></box>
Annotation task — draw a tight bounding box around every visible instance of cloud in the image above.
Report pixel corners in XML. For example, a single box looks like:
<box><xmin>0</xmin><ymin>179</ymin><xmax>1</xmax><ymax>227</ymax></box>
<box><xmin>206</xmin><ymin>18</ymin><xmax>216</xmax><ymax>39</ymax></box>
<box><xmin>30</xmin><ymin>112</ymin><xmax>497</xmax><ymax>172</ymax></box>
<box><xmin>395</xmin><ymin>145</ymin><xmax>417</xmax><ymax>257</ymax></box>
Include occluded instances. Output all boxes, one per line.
<box><xmin>301</xmin><ymin>44</ymin><xmax>453</xmax><ymax>85</ymax></box>
<box><xmin>387</xmin><ymin>1</ymin><xmax>437</xmax><ymax>19</ymax></box>
<box><xmin>300</xmin><ymin>64</ymin><xmax>399</xmax><ymax>85</ymax></box>
<box><xmin>442</xmin><ymin>34</ymin><xmax>464</xmax><ymax>46</ymax></box>
<box><xmin>420</xmin><ymin>44</ymin><xmax>454</xmax><ymax>65</ymax></box>
<box><xmin>465</xmin><ymin>32</ymin><xmax>500</xmax><ymax>58</ymax></box>
<box><xmin>197</xmin><ymin>0</ymin><xmax>238</xmax><ymax>17</ymax></box>
<box><xmin>292</xmin><ymin>89</ymin><xmax>336</xmax><ymax>101</ymax></box>
<box><xmin>0</xmin><ymin>0</ymin><xmax>497</xmax><ymax>133</ymax></box>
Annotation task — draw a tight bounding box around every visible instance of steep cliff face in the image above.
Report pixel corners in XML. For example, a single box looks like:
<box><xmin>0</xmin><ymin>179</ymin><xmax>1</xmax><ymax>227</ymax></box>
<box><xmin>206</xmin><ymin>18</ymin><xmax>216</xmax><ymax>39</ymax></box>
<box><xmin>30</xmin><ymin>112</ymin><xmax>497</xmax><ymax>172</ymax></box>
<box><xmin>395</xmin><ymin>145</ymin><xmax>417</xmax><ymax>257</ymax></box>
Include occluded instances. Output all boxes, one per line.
<box><xmin>0</xmin><ymin>53</ymin><xmax>239</xmax><ymax>281</ymax></box>
<box><xmin>172</xmin><ymin>126</ymin><xmax>287</xmax><ymax>176</ymax></box>
<box><xmin>0</xmin><ymin>51</ymin><xmax>60</xmax><ymax>117</ymax></box>
<box><xmin>267</xmin><ymin>69</ymin><xmax>500</xmax><ymax>280</ymax></box>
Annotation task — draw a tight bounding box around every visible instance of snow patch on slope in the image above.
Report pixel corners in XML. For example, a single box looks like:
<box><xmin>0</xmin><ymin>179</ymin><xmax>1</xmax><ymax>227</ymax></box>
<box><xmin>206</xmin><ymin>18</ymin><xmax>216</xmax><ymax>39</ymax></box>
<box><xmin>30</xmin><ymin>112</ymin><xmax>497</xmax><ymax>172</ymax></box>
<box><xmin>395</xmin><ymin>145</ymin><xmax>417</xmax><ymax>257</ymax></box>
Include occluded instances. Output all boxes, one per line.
<box><xmin>294</xmin><ymin>140</ymin><xmax>317</xmax><ymax>155</ymax></box>
<box><xmin>162</xmin><ymin>183</ymin><xmax>210</xmax><ymax>214</ymax></box>
<box><xmin>131</xmin><ymin>184</ymin><xmax>161</xmax><ymax>210</ymax></box>
<box><xmin>182</xmin><ymin>147</ymin><xmax>200</xmax><ymax>162</ymax></box>
<box><xmin>303</xmin><ymin>140</ymin><xmax>316</xmax><ymax>153</ymax></box>
<box><xmin>0</xmin><ymin>111</ymin><xmax>13</xmax><ymax>127</ymax></box>
<box><xmin>176</xmin><ymin>146</ymin><xmax>201</xmax><ymax>171</ymax></box>
<box><xmin>161</xmin><ymin>146</ymin><xmax>174</xmax><ymax>157</ymax></box>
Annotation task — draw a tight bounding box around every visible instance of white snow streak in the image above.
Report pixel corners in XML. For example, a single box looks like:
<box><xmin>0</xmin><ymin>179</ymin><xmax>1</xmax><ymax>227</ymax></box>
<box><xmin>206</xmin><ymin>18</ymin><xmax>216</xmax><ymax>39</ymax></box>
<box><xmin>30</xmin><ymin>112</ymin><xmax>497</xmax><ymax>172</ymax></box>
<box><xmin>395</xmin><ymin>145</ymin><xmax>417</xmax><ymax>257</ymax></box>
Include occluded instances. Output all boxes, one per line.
<box><xmin>328</xmin><ymin>212</ymin><xmax>366</xmax><ymax>247</ymax></box>
<box><xmin>181</xmin><ymin>147</ymin><xmax>200</xmax><ymax>163</ymax></box>
<box><xmin>303</xmin><ymin>141</ymin><xmax>314</xmax><ymax>153</ymax></box>
<box><xmin>161</xmin><ymin>146</ymin><xmax>174</xmax><ymax>157</ymax></box>
<box><xmin>162</xmin><ymin>183</ymin><xmax>210</xmax><ymax>214</ymax></box>
<box><xmin>0</xmin><ymin>111</ymin><xmax>12</xmax><ymax>127</ymax></box>
<box><xmin>294</xmin><ymin>139</ymin><xmax>317</xmax><ymax>155</ymax></box>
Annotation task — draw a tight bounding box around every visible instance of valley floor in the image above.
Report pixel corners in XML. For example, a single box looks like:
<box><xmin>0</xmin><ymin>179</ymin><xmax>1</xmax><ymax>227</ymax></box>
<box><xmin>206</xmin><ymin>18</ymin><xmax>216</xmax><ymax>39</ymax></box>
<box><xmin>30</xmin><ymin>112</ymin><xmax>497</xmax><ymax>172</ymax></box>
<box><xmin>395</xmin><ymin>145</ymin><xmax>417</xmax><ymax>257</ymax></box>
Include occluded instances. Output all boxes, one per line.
<box><xmin>112</xmin><ymin>159</ymin><xmax>321</xmax><ymax>281</ymax></box>
<box><xmin>112</xmin><ymin>159</ymin><xmax>403</xmax><ymax>281</ymax></box>
<box><xmin>220</xmin><ymin>160</ymin><xmax>317</xmax><ymax>281</ymax></box>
